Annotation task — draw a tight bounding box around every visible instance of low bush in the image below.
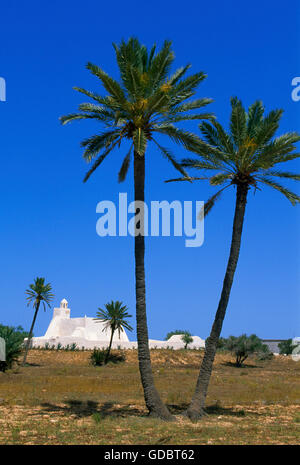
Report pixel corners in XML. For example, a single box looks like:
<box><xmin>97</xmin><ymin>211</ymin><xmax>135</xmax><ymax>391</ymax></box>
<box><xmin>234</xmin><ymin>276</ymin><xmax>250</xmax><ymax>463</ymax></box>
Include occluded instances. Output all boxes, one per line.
<box><xmin>278</xmin><ymin>339</ymin><xmax>298</xmax><ymax>355</ymax></box>
<box><xmin>165</xmin><ymin>329</ymin><xmax>190</xmax><ymax>341</ymax></box>
<box><xmin>90</xmin><ymin>348</ymin><xmax>126</xmax><ymax>366</ymax></box>
<box><xmin>216</xmin><ymin>337</ymin><xmax>228</xmax><ymax>351</ymax></box>
<box><xmin>225</xmin><ymin>334</ymin><xmax>272</xmax><ymax>367</ymax></box>
<box><xmin>0</xmin><ymin>324</ymin><xmax>27</xmax><ymax>371</ymax></box>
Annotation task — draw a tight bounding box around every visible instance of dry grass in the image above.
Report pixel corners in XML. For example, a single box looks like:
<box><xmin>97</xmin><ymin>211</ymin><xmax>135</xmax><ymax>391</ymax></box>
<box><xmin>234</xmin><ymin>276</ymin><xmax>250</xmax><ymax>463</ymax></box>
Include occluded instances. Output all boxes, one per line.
<box><xmin>0</xmin><ymin>349</ymin><xmax>299</xmax><ymax>445</ymax></box>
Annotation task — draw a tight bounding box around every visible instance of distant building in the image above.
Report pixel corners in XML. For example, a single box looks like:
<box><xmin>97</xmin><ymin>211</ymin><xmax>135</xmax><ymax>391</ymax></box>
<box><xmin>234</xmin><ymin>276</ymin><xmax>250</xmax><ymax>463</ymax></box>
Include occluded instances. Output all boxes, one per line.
<box><xmin>262</xmin><ymin>338</ymin><xmax>300</xmax><ymax>358</ymax></box>
<box><xmin>26</xmin><ymin>298</ymin><xmax>205</xmax><ymax>350</ymax></box>
<box><xmin>261</xmin><ymin>339</ymin><xmax>285</xmax><ymax>354</ymax></box>
<box><xmin>29</xmin><ymin>298</ymin><xmax>130</xmax><ymax>349</ymax></box>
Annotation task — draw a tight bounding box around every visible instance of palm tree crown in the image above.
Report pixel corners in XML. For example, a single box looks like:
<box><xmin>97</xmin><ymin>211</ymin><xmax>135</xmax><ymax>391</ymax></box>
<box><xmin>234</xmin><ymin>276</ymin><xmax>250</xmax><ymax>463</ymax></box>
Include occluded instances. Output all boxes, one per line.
<box><xmin>26</xmin><ymin>277</ymin><xmax>54</xmax><ymax>311</ymax></box>
<box><xmin>171</xmin><ymin>97</ymin><xmax>300</xmax><ymax>210</ymax></box>
<box><xmin>60</xmin><ymin>38</ymin><xmax>213</xmax><ymax>182</ymax></box>
<box><xmin>94</xmin><ymin>300</ymin><xmax>133</xmax><ymax>337</ymax></box>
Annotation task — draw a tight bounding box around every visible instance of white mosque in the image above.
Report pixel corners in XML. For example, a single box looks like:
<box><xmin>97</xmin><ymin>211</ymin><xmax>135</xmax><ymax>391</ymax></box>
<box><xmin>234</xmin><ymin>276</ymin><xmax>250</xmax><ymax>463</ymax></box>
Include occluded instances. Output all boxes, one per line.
<box><xmin>28</xmin><ymin>298</ymin><xmax>206</xmax><ymax>350</ymax></box>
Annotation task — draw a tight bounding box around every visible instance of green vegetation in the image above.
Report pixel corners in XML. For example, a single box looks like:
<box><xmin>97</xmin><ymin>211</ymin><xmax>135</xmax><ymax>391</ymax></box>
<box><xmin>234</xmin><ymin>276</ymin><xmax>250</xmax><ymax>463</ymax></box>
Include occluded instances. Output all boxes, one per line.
<box><xmin>165</xmin><ymin>330</ymin><xmax>190</xmax><ymax>340</ymax></box>
<box><xmin>0</xmin><ymin>325</ymin><xmax>28</xmax><ymax>372</ymax></box>
<box><xmin>224</xmin><ymin>335</ymin><xmax>272</xmax><ymax>367</ymax></box>
<box><xmin>90</xmin><ymin>348</ymin><xmax>126</xmax><ymax>366</ymax></box>
<box><xmin>23</xmin><ymin>278</ymin><xmax>54</xmax><ymax>366</ymax></box>
<box><xmin>94</xmin><ymin>301</ymin><xmax>132</xmax><ymax>364</ymax></box>
<box><xmin>278</xmin><ymin>339</ymin><xmax>298</xmax><ymax>355</ymax></box>
<box><xmin>181</xmin><ymin>332</ymin><xmax>194</xmax><ymax>349</ymax></box>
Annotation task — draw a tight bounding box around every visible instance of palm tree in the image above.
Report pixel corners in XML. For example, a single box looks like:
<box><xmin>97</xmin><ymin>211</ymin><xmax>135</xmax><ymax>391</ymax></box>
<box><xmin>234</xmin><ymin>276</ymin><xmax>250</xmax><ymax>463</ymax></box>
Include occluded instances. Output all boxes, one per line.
<box><xmin>169</xmin><ymin>97</ymin><xmax>300</xmax><ymax>420</ymax></box>
<box><xmin>60</xmin><ymin>38</ymin><xmax>213</xmax><ymax>420</ymax></box>
<box><xmin>94</xmin><ymin>300</ymin><xmax>133</xmax><ymax>364</ymax></box>
<box><xmin>22</xmin><ymin>277</ymin><xmax>54</xmax><ymax>366</ymax></box>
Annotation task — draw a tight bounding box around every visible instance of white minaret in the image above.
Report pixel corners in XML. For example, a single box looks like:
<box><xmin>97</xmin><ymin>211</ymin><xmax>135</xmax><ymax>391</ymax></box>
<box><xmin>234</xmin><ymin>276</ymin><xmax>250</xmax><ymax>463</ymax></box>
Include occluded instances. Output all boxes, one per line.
<box><xmin>53</xmin><ymin>298</ymin><xmax>70</xmax><ymax>319</ymax></box>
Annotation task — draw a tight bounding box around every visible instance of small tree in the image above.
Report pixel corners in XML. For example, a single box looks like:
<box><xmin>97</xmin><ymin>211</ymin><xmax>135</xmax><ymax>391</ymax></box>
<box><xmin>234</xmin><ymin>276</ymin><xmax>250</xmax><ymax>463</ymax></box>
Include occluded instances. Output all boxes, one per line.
<box><xmin>94</xmin><ymin>301</ymin><xmax>133</xmax><ymax>364</ymax></box>
<box><xmin>23</xmin><ymin>277</ymin><xmax>54</xmax><ymax>366</ymax></box>
<box><xmin>278</xmin><ymin>339</ymin><xmax>298</xmax><ymax>355</ymax></box>
<box><xmin>165</xmin><ymin>329</ymin><xmax>190</xmax><ymax>341</ymax></box>
<box><xmin>225</xmin><ymin>334</ymin><xmax>270</xmax><ymax>367</ymax></box>
<box><xmin>0</xmin><ymin>325</ymin><xmax>28</xmax><ymax>372</ymax></box>
<box><xmin>182</xmin><ymin>331</ymin><xmax>193</xmax><ymax>349</ymax></box>
<box><xmin>217</xmin><ymin>337</ymin><xmax>228</xmax><ymax>351</ymax></box>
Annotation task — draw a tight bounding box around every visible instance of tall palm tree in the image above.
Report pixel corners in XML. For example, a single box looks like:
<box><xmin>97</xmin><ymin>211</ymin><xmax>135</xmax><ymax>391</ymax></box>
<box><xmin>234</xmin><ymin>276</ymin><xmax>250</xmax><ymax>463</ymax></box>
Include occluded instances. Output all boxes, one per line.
<box><xmin>94</xmin><ymin>300</ymin><xmax>133</xmax><ymax>364</ymax></box>
<box><xmin>60</xmin><ymin>38</ymin><xmax>213</xmax><ymax>419</ymax></box>
<box><xmin>169</xmin><ymin>97</ymin><xmax>300</xmax><ymax>420</ymax></box>
<box><xmin>22</xmin><ymin>277</ymin><xmax>54</xmax><ymax>366</ymax></box>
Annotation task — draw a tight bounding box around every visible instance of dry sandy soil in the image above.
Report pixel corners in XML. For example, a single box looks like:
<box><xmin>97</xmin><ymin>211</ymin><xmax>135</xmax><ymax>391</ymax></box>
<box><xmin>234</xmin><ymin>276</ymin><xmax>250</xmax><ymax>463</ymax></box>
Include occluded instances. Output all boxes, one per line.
<box><xmin>0</xmin><ymin>349</ymin><xmax>299</xmax><ymax>445</ymax></box>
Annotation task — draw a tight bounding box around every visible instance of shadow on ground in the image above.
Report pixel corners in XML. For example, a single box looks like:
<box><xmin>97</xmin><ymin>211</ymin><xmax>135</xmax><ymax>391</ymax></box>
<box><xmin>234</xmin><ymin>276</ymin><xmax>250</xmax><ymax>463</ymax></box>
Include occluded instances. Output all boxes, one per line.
<box><xmin>36</xmin><ymin>399</ymin><xmax>252</xmax><ymax>420</ymax></box>
<box><xmin>221</xmin><ymin>361</ymin><xmax>262</xmax><ymax>369</ymax></box>
<box><xmin>167</xmin><ymin>402</ymin><xmax>249</xmax><ymax>417</ymax></box>
<box><xmin>37</xmin><ymin>400</ymin><xmax>146</xmax><ymax>419</ymax></box>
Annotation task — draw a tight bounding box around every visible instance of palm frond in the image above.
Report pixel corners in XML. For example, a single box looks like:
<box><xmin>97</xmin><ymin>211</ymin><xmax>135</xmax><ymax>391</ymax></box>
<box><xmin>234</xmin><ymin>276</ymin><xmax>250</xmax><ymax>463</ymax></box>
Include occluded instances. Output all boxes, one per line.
<box><xmin>165</xmin><ymin>112</ymin><xmax>214</xmax><ymax>124</ymax></box>
<box><xmin>118</xmin><ymin>144</ymin><xmax>133</xmax><ymax>182</ymax></box>
<box><xmin>230</xmin><ymin>96</ymin><xmax>247</xmax><ymax>148</ymax></box>
<box><xmin>181</xmin><ymin>157</ymin><xmax>223</xmax><ymax>171</ymax></box>
<box><xmin>165</xmin><ymin>175</ymin><xmax>208</xmax><ymax>183</ymax></box>
<box><xmin>253</xmin><ymin>109</ymin><xmax>283</xmax><ymax>146</ymax></box>
<box><xmin>247</xmin><ymin>100</ymin><xmax>264</xmax><ymax>137</ymax></box>
<box><xmin>73</xmin><ymin>87</ymin><xmax>115</xmax><ymax>108</ymax></box>
<box><xmin>81</xmin><ymin>130</ymin><xmax>120</xmax><ymax>161</ymax></box>
<box><xmin>198</xmin><ymin>186</ymin><xmax>228</xmax><ymax>219</ymax></box>
<box><xmin>86</xmin><ymin>62</ymin><xmax>127</xmax><ymax>104</ymax></box>
<box><xmin>148</xmin><ymin>40</ymin><xmax>174</xmax><ymax>90</ymax></box>
<box><xmin>83</xmin><ymin>139</ymin><xmax>120</xmax><ymax>182</ymax></box>
<box><xmin>154</xmin><ymin>124</ymin><xmax>202</xmax><ymax>151</ymax></box>
<box><xmin>169</xmin><ymin>98</ymin><xmax>213</xmax><ymax>115</ymax></box>
<box><xmin>60</xmin><ymin>113</ymin><xmax>102</xmax><ymax>125</ymax></box>
<box><xmin>152</xmin><ymin>139</ymin><xmax>190</xmax><ymax>178</ymax></box>
<box><xmin>257</xmin><ymin>176</ymin><xmax>300</xmax><ymax>205</ymax></box>
<box><xmin>209</xmin><ymin>173</ymin><xmax>233</xmax><ymax>185</ymax></box>
<box><xmin>168</xmin><ymin>64</ymin><xmax>191</xmax><ymax>86</ymax></box>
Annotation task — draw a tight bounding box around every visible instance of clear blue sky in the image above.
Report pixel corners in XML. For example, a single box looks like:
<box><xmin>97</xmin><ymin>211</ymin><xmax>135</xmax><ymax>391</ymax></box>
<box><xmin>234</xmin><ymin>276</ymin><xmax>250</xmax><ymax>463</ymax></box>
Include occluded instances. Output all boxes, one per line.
<box><xmin>0</xmin><ymin>0</ymin><xmax>299</xmax><ymax>341</ymax></box>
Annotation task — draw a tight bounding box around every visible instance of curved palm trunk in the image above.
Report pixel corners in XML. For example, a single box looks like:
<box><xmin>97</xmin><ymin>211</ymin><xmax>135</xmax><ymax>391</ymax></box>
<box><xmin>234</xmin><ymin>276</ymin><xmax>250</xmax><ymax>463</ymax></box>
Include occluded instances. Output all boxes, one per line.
<box><xmin>187</xmin><ymin>183</ymin><xmax>249</xmax><ymax>420</ymax></box>
<box><xmin>104</xmin><ymin>328</ymin><xmax>115</xmax><ymax>364</ymax></box>
<box><xmin>22</xmin><ymin>301</ymin><xmax>40</xmax><ymax>366</ymax></box>
<box><xmin>134</xmin><ymin>151</ymin><xmax>173</xmax><ymax>420</ymax></box>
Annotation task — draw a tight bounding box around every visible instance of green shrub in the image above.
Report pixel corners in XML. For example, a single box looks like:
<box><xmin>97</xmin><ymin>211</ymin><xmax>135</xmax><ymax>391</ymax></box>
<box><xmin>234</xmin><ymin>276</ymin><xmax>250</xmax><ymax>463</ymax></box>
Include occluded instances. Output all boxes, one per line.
<box><xmin>225</xmin><ymin>334</ymin><xmax>272</xmax><ymax>367</ymax></box>
<box><xmin>165</xmin><ymin>329</ymin><xmax>189</xmax><ymax>340</ymax></box>
<box><xmin>216</xmin><ymin>337</ymin><xmax>228</xmax><ymax>351</ymax></box>
<box><xmin>90</xmin><ymin>348</ymin><xmax>125</xmax><ymax>366</ymax></box>
<box><xmin>256</xmin><ymin>345</ymin><xmax>274</xmax><ymax>361</ymax></box>
<box><xmin>0</xmin><ymin>324</ymin><xmax>27</xmax><ymax>372</ymax></box>
<box><xmin>278</xmin><ymin>339</ymin><xmax>298</xmax><ymax>355</ymax></box>
<box><xmin>181</xmin><ymin>331</ymin><xmax>193</xmax><ymax>349</ymax></box>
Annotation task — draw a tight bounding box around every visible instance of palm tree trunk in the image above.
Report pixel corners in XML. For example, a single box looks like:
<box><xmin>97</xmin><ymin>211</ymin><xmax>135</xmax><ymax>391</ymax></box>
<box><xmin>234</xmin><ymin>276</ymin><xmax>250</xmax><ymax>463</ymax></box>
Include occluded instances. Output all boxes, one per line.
<box><xmin>22</xmin><ymin>301</ymin><xmax>40</xmax><ymax>366</ymax></box>
<box><xmin>134</xmin><ymin>151</ymin><xmax>173</xmax><ymax>421</ymax></box>
<box><xmin>105</xmin><ymin>328</ymin><xmax>115</xmax><ymax>364</ymax></box>
<box><xmin>187</xmin><ymin>182</ymin><xmax>249</xmax><ymax>420</ymax></box>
